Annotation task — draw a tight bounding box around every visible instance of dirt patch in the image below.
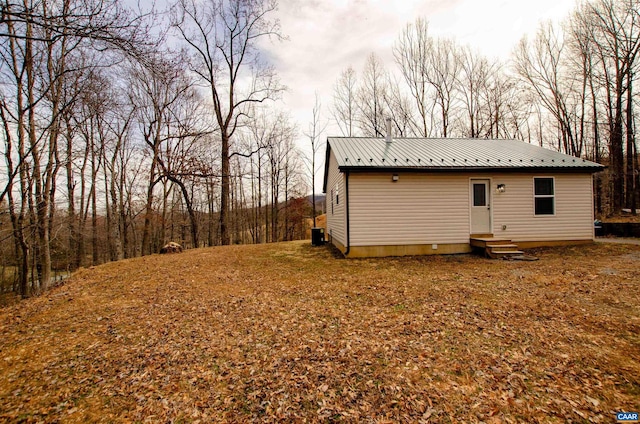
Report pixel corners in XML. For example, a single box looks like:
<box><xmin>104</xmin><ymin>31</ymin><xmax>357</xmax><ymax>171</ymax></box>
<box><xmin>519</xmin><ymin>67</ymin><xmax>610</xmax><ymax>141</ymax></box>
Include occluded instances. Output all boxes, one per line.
<box><xmin>0</xmin><ymin>242</ymin><xmax>638</xmax><ymax>422</ymax></box>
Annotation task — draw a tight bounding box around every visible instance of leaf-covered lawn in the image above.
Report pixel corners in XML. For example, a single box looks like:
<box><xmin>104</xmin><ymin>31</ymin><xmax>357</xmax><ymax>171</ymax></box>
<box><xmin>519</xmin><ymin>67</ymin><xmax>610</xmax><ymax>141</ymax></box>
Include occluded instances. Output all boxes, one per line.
<box><xmin>0</xmin><ymin>241</ymin><xmax>639</xmax><ymax>423</ymax></box>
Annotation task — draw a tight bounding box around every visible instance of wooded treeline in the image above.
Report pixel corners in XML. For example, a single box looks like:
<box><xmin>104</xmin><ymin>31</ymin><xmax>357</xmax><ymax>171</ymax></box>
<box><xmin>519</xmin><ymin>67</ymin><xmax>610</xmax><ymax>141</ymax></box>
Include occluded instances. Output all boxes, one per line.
<box><xmin>2</xmin><ymin>0</ymin><xmax>639</xmax><ymax>298</ymax></box>
<box><xmin>331</xmin><ymin>0</ymin><xmax>639</xmax><ymax>219</ymax></box>
<box><xmin>0</xmin><ymin>0</ymin><xmax>311</xmax><ymax>297</ymax></box>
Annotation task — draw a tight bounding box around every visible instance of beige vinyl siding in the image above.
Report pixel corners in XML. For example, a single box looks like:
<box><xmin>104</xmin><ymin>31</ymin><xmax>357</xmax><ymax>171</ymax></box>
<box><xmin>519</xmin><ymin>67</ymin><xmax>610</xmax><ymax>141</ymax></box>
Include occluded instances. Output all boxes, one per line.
<box><xmin>325</xmin><ymin>151</ymin><xmax>346</xmax><ymax>246</ymax></box>
<box><xmin>349</xmin><ymin>173</ymin><xmax>470</xmax><ymax>246</ymax></box>
<box><xmin>347</xmin><ymin>172</ymin><xmax>594</xmax><ymax>247</ymax></box>
<box><xmin>492</xmin><ymin>173</ymin><xmax>594</xmax><ymax>241</ymax></box>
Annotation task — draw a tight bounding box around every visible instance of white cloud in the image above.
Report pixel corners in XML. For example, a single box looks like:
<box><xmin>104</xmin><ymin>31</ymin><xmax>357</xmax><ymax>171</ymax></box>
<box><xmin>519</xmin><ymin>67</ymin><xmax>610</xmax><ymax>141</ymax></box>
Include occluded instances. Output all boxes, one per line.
<box><xmin>426</xmin><ymin>0</ymin><xmax>576</xmax><ymax>59</ymax></box>
<box><xmin>259</xmin><ymin>0</ymin><xmax>578</xmax><ymax>191</ymax></box>
<box><xmin>268</xmin><ymin>0</ymin><xmax>575</xmax><ymax>119</ymax></box>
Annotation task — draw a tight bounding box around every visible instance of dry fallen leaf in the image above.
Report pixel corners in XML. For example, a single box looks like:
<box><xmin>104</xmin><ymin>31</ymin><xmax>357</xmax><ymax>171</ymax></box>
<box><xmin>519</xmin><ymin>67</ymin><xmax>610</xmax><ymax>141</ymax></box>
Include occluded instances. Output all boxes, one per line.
<box><xmin>0</xmin><ymin>241</ymin><xmax>638</xmax><ymax>423</ymax></box>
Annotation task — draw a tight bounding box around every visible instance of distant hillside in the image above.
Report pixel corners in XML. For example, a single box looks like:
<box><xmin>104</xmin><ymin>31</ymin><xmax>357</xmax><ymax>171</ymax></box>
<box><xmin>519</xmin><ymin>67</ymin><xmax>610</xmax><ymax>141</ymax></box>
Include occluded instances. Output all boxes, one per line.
<box><xmin>305</xmin><ymin>193</ymin><xmax>326</xmax><ymax>214</ymax></box>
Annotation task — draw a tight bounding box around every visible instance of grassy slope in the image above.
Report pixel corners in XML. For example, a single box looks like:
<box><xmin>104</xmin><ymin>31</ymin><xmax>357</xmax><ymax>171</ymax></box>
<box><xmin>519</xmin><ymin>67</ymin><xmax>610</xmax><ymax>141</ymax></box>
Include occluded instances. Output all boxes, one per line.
<box><xmin>0</xmin><ymin>241</ymin><xmax>639</xmax><ymax>423</ymax></box>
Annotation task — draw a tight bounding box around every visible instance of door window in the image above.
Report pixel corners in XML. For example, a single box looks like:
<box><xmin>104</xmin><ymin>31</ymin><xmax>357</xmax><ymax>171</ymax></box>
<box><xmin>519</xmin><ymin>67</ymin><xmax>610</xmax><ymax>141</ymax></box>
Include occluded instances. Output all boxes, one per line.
<box><xmin>473</xmin><ymin>183</ymin><xmax>487</xmax><ymax>207</ymax></box>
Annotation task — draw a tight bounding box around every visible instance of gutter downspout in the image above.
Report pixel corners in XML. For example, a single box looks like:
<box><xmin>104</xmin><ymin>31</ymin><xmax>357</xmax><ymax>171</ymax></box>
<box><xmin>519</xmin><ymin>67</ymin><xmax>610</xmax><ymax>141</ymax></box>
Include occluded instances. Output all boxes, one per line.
<box><xmin>344</xmin><ymin>171</ymin><xmax>351</xmax><ymax>256</ymax></box>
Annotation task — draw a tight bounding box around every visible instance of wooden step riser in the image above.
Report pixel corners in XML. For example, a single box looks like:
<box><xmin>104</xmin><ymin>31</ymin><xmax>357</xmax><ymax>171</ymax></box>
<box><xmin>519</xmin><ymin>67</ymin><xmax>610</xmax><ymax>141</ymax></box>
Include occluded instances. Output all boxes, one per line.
<box><xmin>486</xmin><ymin>243</ymin><xmax>518</xmax><ymax>250</ymax></box>
<box><xmin>471</xmin><ymin>237</ymin><xmax>523</xmax><ymax>259</ymax></box>
<box><xmin>470</xmin><ymin>239</ymin><xmax>513</xmax><ymax>248</ymax></box>
<box><xmin>487</xmin><ymin>250</ymin><xmax>524</xmax><ymax>259</ymax></box>
<box><xmin>487</xmin><ymin>244</ymin><xmax>519</xmax><ymax>251</ymax></box>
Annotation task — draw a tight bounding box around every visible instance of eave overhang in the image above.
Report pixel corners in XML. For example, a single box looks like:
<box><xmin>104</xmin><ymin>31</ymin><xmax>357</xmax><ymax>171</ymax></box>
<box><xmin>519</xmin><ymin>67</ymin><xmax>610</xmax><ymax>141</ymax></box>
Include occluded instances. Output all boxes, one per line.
<box><xmin>338</xmin><ymin>165</ymin><xmax>606</xmax><ymax>174</ymax></box>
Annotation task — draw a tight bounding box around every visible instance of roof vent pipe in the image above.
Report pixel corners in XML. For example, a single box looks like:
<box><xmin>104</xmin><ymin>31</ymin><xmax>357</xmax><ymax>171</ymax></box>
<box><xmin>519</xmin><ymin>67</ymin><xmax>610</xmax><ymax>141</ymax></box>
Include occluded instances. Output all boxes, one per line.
<box><xmin>385</xmin><ymin>118</ymin><xmax>392</xmax><ymax>143</ymax></box>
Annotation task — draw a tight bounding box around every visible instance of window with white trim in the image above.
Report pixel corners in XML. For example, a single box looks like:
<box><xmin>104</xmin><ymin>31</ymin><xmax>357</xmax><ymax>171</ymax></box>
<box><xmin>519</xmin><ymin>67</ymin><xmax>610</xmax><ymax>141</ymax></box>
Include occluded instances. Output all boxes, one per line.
<box><xmin>534</xmin><ymin>177</ymin><xmax>555</xmax><ymax>215</ymax></box>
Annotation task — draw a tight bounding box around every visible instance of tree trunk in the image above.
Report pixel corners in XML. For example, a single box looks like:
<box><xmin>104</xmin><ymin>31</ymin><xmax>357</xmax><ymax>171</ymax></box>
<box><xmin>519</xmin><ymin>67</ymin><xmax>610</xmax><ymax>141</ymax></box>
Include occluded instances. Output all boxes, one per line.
<box><xmin>91</xmin><ymin>158</ymin><xmax>99</xmax><ymax>266</ymax></box>
<box><xmin>610</xmin><ymin>73</ymin><xmax>625</xmax><ymax>213</ymax></box>
<box><xmin>141</xmin><ymin>150</ymin><xmax>158</xmax><ymax>255</ymax></box>
<box><xmin>25</xmin><ymin>16</ymin><xmax>51</xmax><ymax>293</ymax></box>
<box><xmin>625</xmin><ymin>73</ymin><xmax>635</xmax><ymax>214</ymax></box>
<box><xmin>207</xmin><ymin>177</ymin><xmax>216</xmax><ymax>246</ymax></box>
<box><xmin>220</xmin><ymin>133</ymin><xmax>230</xmax><ymax>245</ymax></box>
<box><xmin>312</xmin><ymin>148</ymin><xmax>316</xmax><ymax>227</ymax></box>
<box><xmin>258</xmin><ymin>155</ymin><xmax>263</xmax><ymax>243</ymax></box>
<box><xmin>589</xmin><ymin>67</ymin><xmax>603</xmax><ymax>215</ymax></box>
<box><xmin>168</xmin><ymin>176</ymin><xmax>199</xmax><ymax>248</ymax></box>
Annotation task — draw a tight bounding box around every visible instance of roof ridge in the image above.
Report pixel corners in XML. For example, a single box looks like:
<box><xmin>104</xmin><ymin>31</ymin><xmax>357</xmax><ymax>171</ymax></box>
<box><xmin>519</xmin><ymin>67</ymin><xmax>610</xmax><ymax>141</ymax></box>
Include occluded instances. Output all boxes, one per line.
<box><xmin>326</xmin><ymin>136</ymin><xmax>523</xmax><ymax>141</ymax></box>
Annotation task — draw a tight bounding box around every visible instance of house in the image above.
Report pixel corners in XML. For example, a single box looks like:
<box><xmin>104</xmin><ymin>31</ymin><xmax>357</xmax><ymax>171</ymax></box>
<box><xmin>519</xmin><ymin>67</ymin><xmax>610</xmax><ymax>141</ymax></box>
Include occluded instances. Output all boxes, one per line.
<box><xmin>322</xmin><ymin>132</ymin><xmax>604</xmax><ymax>258</ymax></box>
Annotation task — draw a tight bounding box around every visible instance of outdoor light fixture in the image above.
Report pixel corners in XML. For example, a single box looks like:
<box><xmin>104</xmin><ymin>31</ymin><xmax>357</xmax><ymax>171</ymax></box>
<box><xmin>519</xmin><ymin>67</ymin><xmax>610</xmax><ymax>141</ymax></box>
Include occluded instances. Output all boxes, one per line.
<box><xmin>392</xmin><ymin>174</ymin><xmax>399</xmax><ymax>182</ymax></box>
<box><xmin>497</xmin><ymin>183</ymin><xmax>506</xmax><ymax>193</ymax></box>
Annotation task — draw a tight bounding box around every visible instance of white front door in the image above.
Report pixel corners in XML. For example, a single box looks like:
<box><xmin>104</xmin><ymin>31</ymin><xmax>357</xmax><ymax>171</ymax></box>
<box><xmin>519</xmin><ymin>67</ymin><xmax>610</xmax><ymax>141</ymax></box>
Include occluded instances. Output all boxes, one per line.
<box><xmin>470</xmin><ymin>179</ymin><xmax>491</xmax><ymax>234</ymax></box>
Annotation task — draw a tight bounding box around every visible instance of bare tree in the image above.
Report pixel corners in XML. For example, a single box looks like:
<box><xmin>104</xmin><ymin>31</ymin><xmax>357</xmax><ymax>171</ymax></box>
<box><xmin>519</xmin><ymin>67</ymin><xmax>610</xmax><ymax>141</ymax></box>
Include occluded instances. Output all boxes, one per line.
<box><xmin>568</xmin><ymin>6</ymin><xmax>607</xmax><ymax>213</ymax></box>
<box><xmin>0</xmin><ymin>0</ymin><xmax>316</xmax><ymax>298</ymax></box>
<box><xmin>303</xmin><ymin>93</ymin><xmax>327</xmax><ymax>227</ymax></box>
<box><xmin>428</xmin><ymin>38</ymin><xmax>461</xmax><ymax>137</ymax></box>
<box><xmin>103</xmin><ymin>89</ymin><xmax>137</xmax><ymax>261</ymax></box>
<box><xmin>129</xmin><ymin>54</ymin><xmax>204</xmax><ymax>254</ymax></box>
<box><xmin>514</xmin><ymin>22</ymin><xmax>586</xmax><ymax>155</ymax></box>
<box><xmin>172</xmin><ymin>0</ymin><xmax>284</xmax><ymax>245</ymax></box>
<box><xmin>394</xmin><ymin>17</ymin><xmax>432</xmax><ymax>137</ymax></box>
<box><xmin>357</xmin><ymin>53</ymin><xmax>389</xmax><ymax>137</ymax></box>
<box><xmin>480</xmin><ymin>72</ymin><xmax>532</xmax><ymax>140</ymax></box>
<box><xmin>578</xmin><ymin>0</ymin><xmax>640</xmax><ymax>213</ymax></box>
<box><xmin>262</xmin><ymin>112</ymin><xmax>296</xmax><ymax>241</ymax></box>
<box><xmin>245</xmin><ymin>109</ymin><xmax>275</xmax><ymax>243</ymax></box>
<box><xmin>457</xmin><ymin>47</ymin><xmax>494</xmax><ymax>138</ymax></box>
<box><xmin>0</xmin><ymin>0</ymin><xmax>153</xmax><ymax>296</ymax></box>
<box><xmin>383</xmin><ymin>75</ymin><xmax>417</xmax><ymax>137</ymax></box>
<box><xmin>332</xmin><ymin>66</ymin><xmax>358</xmax><ymax>137</ymax></box>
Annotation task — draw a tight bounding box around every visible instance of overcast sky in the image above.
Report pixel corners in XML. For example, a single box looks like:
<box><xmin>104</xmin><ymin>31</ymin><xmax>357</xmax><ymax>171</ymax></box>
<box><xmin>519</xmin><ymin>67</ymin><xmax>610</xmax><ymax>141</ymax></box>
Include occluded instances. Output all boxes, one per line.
<box><xmin>252</xmin><ymin>0</ymin><xmax>579</xmax><ymax>193</ymax></box>
<box><xmin>264</xmin><ymin>0</ymin><xmax>577</xmax><ymax>137</ymax></box>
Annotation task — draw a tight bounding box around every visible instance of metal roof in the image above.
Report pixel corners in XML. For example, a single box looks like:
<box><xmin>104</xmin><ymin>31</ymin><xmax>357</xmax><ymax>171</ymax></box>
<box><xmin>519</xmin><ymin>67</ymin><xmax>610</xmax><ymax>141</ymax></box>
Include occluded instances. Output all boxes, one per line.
<box><xmin>323</xmin><ymin>137</ymin><xmax>603</xmax><ymax>191</ymax></box>
<box><xmin>328</xmin><ymin>137</ymin><xmax>603</xmax><ymax>170</ymax></box>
